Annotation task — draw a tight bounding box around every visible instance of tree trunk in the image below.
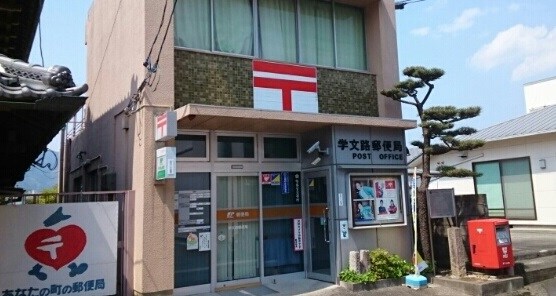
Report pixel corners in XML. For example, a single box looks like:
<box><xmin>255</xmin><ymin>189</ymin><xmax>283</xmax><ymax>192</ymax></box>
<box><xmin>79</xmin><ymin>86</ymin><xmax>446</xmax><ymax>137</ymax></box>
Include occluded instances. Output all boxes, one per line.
<box><xmin>419</xmin><ymin>124</ymin><xmax>433</xmax><ymax>263</ymax></box>
<box><xmin>417</xmin><ymin>186</ymin><xmax>431</xmax><ymax>263</ymax></box>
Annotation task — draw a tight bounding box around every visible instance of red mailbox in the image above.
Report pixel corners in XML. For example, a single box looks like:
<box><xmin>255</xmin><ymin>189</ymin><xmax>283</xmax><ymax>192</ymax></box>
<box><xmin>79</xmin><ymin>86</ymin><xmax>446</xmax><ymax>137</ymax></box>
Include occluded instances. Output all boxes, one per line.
<box><xmin>467</xmin><ymin>218</ymin><xmax>514</xmax><ymax>269</ymax></box>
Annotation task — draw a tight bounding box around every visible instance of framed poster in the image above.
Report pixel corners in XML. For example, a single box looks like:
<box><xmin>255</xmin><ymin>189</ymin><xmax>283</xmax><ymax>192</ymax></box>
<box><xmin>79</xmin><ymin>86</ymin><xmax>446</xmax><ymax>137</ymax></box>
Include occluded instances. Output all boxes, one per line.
<box><xmin>348</xmin><ymin>174</ymin><xmax>406</xmax><ymax>228</ymax></box>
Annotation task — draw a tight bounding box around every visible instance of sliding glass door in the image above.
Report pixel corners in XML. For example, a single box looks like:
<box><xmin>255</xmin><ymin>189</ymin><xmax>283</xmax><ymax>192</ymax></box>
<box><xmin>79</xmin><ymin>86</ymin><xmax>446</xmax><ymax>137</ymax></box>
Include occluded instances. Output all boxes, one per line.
<box><xmin>216</xmin><ymin>175</ymin><xmax>260</xmax><ymax>282</ymax></box>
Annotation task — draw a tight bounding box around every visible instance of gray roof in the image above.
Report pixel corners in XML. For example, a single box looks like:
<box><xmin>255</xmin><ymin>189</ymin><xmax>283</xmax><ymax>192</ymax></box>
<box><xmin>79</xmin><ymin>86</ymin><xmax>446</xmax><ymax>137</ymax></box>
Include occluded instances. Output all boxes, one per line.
<box><xmin>0</xmin><ymin>54</ymin><xmax>88</xmax><ymax>100</ymax></box>
<box><xmin>461</xmin><ymin>104</ymin><xmax>556</xmax><ymax>142</ymax></box>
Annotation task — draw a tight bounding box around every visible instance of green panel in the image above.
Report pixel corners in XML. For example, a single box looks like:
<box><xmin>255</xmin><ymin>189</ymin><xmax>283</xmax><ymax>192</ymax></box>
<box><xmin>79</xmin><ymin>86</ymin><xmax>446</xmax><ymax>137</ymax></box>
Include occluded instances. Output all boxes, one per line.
<box><xmin>475</xmin><ymin>162</ymin><xmax>504</xmax><ymax>213</ymax></box>
<box><xmin>501</xmin><ymin>158</ymin><xmax>536</xmax><ymax>219</ymax></box>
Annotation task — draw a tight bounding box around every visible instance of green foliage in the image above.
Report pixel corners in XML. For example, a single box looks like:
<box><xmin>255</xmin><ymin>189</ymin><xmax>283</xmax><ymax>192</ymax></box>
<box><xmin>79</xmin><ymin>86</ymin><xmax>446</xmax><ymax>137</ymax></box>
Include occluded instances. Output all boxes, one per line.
<box><xmin>402</xmin><ymin>66</ymin><xmax>445</xmax><ymax>83</ymax></box>
<box><xmin>436</xmin><ymin>166</ymin><xmax>481</xmax><ymax>178</ymax></box>
<box><xmin>339</xmin><ymin>249</ymin><xmax>413</xmax><ymax>284</ymax></box>
<box><xmin>369</xmin><ymin>248</ymin><xmax>414</xmax><ymax>279</ymax></box>
<box><xmin>37</xmin><ymin>185</ymin><xmax>58</xmax><ymax>204</ymax></box>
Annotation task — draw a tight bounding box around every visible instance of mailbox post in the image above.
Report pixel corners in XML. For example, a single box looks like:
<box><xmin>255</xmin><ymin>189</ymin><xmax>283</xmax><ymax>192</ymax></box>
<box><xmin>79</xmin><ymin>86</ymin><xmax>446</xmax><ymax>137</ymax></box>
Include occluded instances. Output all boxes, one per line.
<box><xmin>467</xmin><ymin>218</ymin><xmax>514</xmax><ymax>269</ymax></box>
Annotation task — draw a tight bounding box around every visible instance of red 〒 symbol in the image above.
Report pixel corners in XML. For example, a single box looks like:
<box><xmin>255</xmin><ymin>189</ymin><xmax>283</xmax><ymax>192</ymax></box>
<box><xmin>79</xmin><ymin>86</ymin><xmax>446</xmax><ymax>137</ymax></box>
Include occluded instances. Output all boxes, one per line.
<box><xmin>24</xmin><ymin>225</ymin><xmax>87</xmax><ymax>270</ymax></box>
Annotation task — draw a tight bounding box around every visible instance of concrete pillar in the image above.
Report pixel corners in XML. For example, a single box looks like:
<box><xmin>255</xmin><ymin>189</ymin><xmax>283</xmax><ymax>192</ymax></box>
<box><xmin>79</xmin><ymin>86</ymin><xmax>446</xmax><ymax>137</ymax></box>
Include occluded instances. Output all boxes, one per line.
<box><xmin>360</xmin><ymin>249</ymin><xmax>370</xmax><ymax>272</ymax></box>
<box><xmin>349</xmin><ymin>251</ymin><xmax>361</xmax><ymax>273</ymax></box>
<box><xmin>131</xmin><ymin>107</ymin><xmax>175</xmax><ymax>295</ymax></box>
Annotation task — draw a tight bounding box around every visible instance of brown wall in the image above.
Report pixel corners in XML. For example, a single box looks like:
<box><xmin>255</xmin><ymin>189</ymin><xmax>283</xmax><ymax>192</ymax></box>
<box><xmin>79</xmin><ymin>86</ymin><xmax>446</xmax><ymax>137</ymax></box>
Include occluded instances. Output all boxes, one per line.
<box><xmin>174</xmin><ymin>50</ymin><xmax>379</xmax><ymax>117</ymax></box>
<box><xmin>71</xmin><ymin>0</ymin><xmax>176</xmax><ymax>294</ymax></box>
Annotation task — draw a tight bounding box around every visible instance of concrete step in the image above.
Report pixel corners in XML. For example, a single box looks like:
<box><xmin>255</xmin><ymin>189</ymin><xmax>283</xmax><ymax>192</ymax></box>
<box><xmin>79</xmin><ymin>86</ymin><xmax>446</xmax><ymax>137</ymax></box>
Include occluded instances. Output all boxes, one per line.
<box><xmin>514</xmin><ymin>248</ymin><xmax>556</xmax><ymax>261</ymax></box>
<box><xmin>514</xmin><ymin>254</ymin><xmax>556</xmax><ymax>285</ymax></box>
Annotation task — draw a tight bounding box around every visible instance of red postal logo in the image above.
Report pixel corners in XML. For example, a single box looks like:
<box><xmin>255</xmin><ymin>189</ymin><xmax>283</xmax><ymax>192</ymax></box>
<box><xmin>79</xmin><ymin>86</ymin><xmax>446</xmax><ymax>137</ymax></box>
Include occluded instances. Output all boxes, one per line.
<box><xmin>25</xmin><ymin>225</ymin><xmax>87</xmax><ymax>270</ymax></box>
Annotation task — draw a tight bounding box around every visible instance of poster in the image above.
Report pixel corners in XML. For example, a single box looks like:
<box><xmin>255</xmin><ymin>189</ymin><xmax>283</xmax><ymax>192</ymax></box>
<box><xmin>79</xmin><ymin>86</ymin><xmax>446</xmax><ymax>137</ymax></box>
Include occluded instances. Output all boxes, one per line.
<box><xmin>186</xmin><ymin>233</ymin><xmax>199</xmax><ymax>250</ymax></box>
<box><xmin>349</xmin><ymin>175</ymin><xmax>403</xmax><ymax>228</ymax></box>
<box><xmin>199</xmin><ymin>232</ymin><xmax>210</xmax><ymax>251</ymax></box>
<box><xmin>293</xmin><ymin>218</ymin><xmax>303</xmax><ymax>251</ymax></box>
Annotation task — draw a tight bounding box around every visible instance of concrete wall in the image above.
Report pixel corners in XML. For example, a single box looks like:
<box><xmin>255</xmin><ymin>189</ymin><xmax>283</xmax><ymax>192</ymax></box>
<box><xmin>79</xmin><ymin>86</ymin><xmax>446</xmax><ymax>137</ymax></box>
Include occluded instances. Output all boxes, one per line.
<box><xmin>524</xmin><ymin>76</ymin><xmax>556</xmax><ymax>113</ymax></box>
<box><xmin>429</xmin><ymin>133</ymin><xmax>556</xmax><ymax>226</ymax></box>
<box><xmin>72</xmin><ymin>0</ymin><xmax>176</xmax><ymax>294</ymax></box>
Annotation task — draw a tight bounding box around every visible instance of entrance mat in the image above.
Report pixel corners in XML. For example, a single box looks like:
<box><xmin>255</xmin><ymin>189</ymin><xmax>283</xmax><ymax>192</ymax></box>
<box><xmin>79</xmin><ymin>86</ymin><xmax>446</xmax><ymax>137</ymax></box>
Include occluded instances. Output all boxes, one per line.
<box><xmin>218</xmin><ymin>285</ymin><xmax>277</xmax><ymax>296</ymax></box>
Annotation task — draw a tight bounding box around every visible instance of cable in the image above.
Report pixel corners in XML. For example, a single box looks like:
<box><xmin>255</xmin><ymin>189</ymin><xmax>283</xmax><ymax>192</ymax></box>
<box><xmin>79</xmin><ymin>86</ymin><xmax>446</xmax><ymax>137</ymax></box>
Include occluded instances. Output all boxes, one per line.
<box><xmin>89</xmin><ymin>0</ymin><xmax>124</xmax><ymax>98</ymax></box>
<box><xmin>38</xmin><ymin>20</ymin><xmax>44</xmax><ymax>66</ymax></box>
<box><xmin>145</xmin><ymin>0</ymin><xmax>169</xmax><ymax>67</ymax></box>
<box><xmin>153</xmin><ymin>0</ymin><xmax>178</xmax><ymax>68</ymax></box>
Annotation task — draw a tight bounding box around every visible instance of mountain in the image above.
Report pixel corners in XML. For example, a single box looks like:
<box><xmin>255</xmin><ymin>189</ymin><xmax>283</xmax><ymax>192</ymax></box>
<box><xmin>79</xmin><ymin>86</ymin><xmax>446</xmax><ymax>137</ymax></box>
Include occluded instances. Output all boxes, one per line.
<box><xmin>16</xmin><ymin>151</ymin><xmax>59</xmax><ymax>193</ymax></box>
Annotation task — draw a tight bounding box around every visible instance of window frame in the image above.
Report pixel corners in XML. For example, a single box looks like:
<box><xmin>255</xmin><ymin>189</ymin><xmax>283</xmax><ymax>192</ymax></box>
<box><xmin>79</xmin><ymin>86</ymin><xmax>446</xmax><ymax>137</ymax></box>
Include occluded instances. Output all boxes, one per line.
<box><xmin>472</xmin><ymin>157</ymin><xmax>537</xmax><ymax>220</ymax></box>
<box><xmin>174</xmin><ymin>0</ymin><xmax>368</xmax><ymax>71</ymax></box>
<box><xmin>259</xmin><ymin>134</ymin><xmax>300</xmax><ymax>162</ymax></box>
<box><xmin>176</xmin><ymin>130</ymin><xmax>210</xmax><ymax>162</ymax></box>
<box><xmin>213</xmin><ymin>132</ymin><xmax>258</xmax><ymax>162</ymax></box>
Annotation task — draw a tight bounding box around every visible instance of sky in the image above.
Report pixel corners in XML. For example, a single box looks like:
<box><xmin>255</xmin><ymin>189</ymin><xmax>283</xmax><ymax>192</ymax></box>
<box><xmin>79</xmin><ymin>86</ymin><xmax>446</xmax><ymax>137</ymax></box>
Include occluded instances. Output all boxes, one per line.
<box><xmin>30</xmin><ymin>0</ymin><xmax>556</xmax><ymax>151</ymax></box>
<box><xmin>396</xmin><ymin>0</ymin><xmax>556</xmax><ymax>142</ymax></box>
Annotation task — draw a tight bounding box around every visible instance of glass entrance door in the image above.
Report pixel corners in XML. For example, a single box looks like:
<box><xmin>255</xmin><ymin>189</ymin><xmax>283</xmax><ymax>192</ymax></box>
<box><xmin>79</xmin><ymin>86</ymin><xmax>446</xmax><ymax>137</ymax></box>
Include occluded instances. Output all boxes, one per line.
<box><xmin>305</xmin><ymin>171</ymin><xmax>335</xmax><ymax>282</ymax></box>
<box><xmin>216</xmin><ymin>175</ymin><xmax>260</xmax><ymax>283</ymax></box>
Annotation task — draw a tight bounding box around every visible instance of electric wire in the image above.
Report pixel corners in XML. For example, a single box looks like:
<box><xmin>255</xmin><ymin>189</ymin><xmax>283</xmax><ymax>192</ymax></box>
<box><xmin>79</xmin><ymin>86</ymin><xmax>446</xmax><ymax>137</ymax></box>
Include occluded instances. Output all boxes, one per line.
<box><xmin>145</xmin><ymin>0</ymin><xmax>169</xmax><ymax>65</ymax></box>
<box><xmin>153</xmin><ymin>0</ymin><xmax>178</xmax><ymax>68</ymax></box>
<box><xmin>38</xmin><ymin>20</ymin><xmax>44</xmax><ymax>66</ymax></box>
<box><xmin>89</xmin><ymin>0</ymin><xmax>124</xmax><ymax>99</ymax></box>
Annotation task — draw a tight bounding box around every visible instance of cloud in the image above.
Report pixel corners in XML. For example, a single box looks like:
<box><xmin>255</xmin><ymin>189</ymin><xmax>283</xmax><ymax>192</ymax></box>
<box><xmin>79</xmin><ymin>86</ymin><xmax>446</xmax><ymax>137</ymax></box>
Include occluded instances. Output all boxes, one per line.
<box><xmin>410</xmin><ymin>27</ymin><xmax>431</xmax><ymax>36</ymax></box>
<box><xmin>470</xmin><ymin>24</ymin><xmax>556</xmax><ymax>80</ymax></box>
<box><xmin>439</xmin><ymin>8</ymin><xmax>484</xmax><ymax>33</ymax></box>
<box><xmin>508</xmin><ymin>3</ymin><xmax>520</xmax><ymax>12</ymax></box>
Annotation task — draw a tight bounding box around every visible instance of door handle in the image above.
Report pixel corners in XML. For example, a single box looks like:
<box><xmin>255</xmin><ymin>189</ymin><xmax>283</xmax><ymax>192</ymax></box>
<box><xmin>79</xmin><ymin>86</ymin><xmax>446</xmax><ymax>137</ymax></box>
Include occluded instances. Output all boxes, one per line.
<box><xmin>323</xmin><ymin>207</ymin><xmax>330</xmax><ymax>243</ymax></box>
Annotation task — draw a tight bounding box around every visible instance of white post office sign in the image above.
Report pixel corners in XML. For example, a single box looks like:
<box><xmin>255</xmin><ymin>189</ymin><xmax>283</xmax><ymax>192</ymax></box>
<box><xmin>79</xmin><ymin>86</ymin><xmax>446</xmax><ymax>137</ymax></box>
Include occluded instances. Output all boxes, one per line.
<box><xmin>0</xmin><ymin>202</ymin><xmax>118</xmax><ymax>295</ymax></box>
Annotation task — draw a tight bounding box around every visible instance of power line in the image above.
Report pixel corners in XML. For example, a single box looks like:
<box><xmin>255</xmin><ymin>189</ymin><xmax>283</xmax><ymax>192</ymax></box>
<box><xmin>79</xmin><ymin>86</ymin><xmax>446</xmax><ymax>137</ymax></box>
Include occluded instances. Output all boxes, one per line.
<box><xmin>395</xmin><ymin>0</ymin><xmax>425</xmax><ymax>10</ymax></box>
<box><xmin>144</xmin><ymin>0</ymin><xmax>170</xmax><ymax>69</ymax></box>
<box><xmin>153</xmin><ymin>0</ymin><xmax>178</xmax><ymax>68</ymax></box>
<box><xmin>89</xmin><ymin>0</ymin><xmax>124</xmax><ymax>98</ymax></box>
<box><xmin>38</xmin><ymin>20</ymin><xmax>44</xmax><ymax>66</ymax></box>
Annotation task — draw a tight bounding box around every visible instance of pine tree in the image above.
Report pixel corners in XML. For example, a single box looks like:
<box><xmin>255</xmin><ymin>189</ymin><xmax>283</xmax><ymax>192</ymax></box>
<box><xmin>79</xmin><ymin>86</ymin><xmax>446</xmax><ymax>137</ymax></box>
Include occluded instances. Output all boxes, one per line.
<box><xmin>381</xmin><ymin>66</ymin><xmax>484</xmax><ymax>262</ymax></box>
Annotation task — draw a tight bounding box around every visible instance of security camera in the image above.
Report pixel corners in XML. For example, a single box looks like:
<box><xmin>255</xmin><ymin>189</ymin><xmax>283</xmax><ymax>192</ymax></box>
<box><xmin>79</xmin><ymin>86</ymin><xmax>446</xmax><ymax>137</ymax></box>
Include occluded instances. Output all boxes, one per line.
<box><xmin>311</xmin><ymin>157</ymin><xmax>321</xmax><ymax>166</ymax></box>
<box><xmin>307</xmin><ymin>141</ymin><xmax>320</xmax><ymax>154</ymax></box>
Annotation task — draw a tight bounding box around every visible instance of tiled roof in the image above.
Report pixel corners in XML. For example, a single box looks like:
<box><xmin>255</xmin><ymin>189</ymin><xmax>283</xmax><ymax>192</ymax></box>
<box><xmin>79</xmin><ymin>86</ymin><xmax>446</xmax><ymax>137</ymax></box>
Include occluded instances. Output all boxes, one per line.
<box><xmin>461</xmin><ymin>104</ymin><xmax>556</xmax><ymax>142</ymax></box>
<box><xmin>0</xmin><ymin>54</ymin><xmax>88</xmax><ymax>100</ymax></box>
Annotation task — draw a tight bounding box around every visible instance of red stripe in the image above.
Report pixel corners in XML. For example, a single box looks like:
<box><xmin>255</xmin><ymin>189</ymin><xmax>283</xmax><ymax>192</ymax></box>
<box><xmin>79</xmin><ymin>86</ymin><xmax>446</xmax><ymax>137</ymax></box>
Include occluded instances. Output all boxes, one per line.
<box><xmin>253</xmin><ymin>60</ymin><xmax>316</xmax><ymax>78</ymax></box>
<box><xmin>254</xmin><ymin>77</ymin><xmax>317</xmax><ymax>92</ymax></box>
<box><xmin>157</xmin><ymin>118</ymin><xmax>167</xmax><ymax>128</ymax></box>
<box><xmin>283</xmin><ymin>89</ymin><xmax>292</xmax><ymax>111</ymax></box>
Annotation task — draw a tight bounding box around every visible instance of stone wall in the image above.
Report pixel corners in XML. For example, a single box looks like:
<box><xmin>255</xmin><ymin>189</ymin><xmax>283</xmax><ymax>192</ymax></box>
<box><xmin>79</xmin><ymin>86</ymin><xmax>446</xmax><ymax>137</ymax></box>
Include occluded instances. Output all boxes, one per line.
<box><xmin>174</xmin><ymin>50</ymin><xmax>378</xmax><ymax>116</ymax></box>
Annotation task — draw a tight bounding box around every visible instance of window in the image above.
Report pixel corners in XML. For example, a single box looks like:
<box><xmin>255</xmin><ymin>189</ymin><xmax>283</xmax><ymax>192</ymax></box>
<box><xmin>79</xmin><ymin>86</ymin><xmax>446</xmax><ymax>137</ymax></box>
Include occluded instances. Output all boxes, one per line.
<box><xmin>174</xmin><ymin>0</ymin><xmax>211</xmax><ymax>50</ymax></box>
<box><xmin>262</xmin><ymin>172</ymin><xmax>303</xmax><ymax>275</ymax></box>
<box><xmin>214</xmin><ymin>0</ymin><xmax>254</xmax><ymax>55</ymax></box>
<box><xmin>263</xmin><ymin>137</ymin><xmax>298</xmax><ymax>159</ymax></box>
<box><xmin>474</xmin><ymin>158</ymin><xmax>536</xmax><ymax>220</ymax></box>
<box><xmin>174</xmin><ymin>173</ymin><xmax>211</xmax><ymax>288</ymax></box>
<box><xmin>217</xmin><ymin>135</ymin><xmax>255</xmax><ymax>158</ymax></box>
<box><xmin>299</xmin><ymin>0</ymin><xmax>334</xmax><ymax>67</ymax></box>
<box><xmin>174</xmin><ymin>0</ymin><xmax>367</xmax><ymax>70</ymax></box>
<box><xmin>176</xmin><ymin>134</ymin><xmax>208</xmax><ymax>159</ymax></box>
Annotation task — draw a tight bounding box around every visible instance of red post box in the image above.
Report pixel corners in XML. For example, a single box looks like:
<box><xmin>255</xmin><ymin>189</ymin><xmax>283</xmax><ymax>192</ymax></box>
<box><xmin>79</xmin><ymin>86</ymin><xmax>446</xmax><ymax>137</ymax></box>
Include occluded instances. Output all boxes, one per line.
<box><xmin>467</xmin><ymin>218</ymin><xmax>514</xmax><ymax>269</ymax></box>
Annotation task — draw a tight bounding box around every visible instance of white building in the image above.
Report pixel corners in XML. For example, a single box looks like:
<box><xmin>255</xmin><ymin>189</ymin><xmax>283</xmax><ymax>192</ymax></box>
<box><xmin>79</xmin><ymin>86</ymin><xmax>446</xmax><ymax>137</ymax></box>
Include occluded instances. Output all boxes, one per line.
<box><xmin>416</xmin><ymin>77</ymin><xmax>556</xmax><ymax>226</ymax></box>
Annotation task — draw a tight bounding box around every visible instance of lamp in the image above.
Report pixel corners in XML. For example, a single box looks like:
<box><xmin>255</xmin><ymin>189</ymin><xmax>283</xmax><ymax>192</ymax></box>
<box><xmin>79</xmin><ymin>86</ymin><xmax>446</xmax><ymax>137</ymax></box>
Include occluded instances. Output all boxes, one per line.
<box><xmin>539</xmin><ymin>159</ymin><xmax>546</xmax><ymax>169</ymax></box>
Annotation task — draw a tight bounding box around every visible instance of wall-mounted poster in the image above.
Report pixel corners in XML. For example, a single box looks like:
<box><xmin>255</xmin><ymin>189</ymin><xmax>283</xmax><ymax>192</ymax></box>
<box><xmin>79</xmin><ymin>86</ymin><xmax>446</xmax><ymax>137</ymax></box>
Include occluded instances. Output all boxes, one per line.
<box><xmin>349</xmin><ymin>174</ymin><xmax>406</xmax><ymax>228</ymax></box>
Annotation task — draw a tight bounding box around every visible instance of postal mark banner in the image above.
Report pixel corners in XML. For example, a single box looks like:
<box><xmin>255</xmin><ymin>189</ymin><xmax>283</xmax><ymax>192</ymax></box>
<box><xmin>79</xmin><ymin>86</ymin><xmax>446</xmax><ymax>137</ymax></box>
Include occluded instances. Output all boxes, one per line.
<box><xmin>253</xmin><ymin>60</ymin><xmax>318</xmax><ymax>113</ymax></box>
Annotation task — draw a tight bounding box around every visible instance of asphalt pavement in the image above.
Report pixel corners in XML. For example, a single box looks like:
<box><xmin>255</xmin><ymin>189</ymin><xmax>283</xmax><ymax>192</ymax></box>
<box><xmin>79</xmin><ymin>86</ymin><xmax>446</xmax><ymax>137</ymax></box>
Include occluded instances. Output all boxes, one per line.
<box><xmin>192</xmin><ymin>227</ymin><xmax>556</xmax><ymax>296</ymax></box>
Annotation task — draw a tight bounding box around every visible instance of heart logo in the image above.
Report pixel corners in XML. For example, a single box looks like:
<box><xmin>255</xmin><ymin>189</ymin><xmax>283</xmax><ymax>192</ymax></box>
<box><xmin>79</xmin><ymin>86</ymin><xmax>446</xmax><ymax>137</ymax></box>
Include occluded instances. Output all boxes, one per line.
<box><xmin>25</xmin><ymin>225</ymin><xmax>87</xmax><ymax>270</ymax></box>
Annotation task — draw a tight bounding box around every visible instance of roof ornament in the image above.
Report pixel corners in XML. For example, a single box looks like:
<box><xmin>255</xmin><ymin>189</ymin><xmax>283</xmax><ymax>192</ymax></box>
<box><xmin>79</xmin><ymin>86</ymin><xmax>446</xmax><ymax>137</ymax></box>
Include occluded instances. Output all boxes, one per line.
<box><xmin>0</xmin><ymin>54</ymin><xmax>88</xmax><ymax>100</ymax></box>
